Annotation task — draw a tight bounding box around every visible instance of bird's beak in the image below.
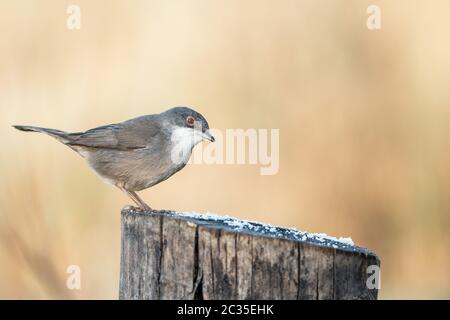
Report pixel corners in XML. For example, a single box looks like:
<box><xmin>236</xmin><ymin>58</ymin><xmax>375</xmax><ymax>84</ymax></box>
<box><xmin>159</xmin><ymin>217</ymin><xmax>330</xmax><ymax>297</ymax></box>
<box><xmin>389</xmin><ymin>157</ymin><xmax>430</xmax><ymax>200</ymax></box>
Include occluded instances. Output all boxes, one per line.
<box><xmin>202</xmin><ymin>130</ymin><xmax>215</xmax><ymax>142</ymax></box>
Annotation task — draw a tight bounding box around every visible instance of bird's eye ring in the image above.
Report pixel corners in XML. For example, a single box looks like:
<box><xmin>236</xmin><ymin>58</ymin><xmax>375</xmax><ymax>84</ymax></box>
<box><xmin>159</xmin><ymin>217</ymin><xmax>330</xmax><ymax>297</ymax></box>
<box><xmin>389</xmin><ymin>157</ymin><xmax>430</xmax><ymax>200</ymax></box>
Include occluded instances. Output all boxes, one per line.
<box><xmin>186</xmin><ymin>115</ymin><xmax>195</xmax><ymax>127</ymax></box>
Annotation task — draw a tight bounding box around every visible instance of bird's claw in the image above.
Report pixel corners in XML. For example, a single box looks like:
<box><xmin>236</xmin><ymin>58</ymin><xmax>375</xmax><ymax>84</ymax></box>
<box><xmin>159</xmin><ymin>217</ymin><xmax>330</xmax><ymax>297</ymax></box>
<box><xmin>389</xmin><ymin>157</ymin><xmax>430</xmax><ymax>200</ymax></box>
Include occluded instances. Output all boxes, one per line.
<box><xmin>123</xmin><ymin>204</ymin><xmax>151</xmax><ymax>212</ymax></box>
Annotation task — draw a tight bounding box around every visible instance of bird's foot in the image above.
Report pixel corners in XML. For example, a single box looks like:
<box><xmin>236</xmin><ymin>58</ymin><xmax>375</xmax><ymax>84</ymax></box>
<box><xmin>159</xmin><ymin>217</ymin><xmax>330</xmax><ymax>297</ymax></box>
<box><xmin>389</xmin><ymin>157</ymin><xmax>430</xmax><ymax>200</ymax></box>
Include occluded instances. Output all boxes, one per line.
<box><xmin>123</xmin><ymin>204</ymin><xmax>151</xmax><ymax>212</ymax></box>
<box><xmin>139</xmin><ymin>203</ymin><xmax>153</xmax><ymax>212</ymax></box>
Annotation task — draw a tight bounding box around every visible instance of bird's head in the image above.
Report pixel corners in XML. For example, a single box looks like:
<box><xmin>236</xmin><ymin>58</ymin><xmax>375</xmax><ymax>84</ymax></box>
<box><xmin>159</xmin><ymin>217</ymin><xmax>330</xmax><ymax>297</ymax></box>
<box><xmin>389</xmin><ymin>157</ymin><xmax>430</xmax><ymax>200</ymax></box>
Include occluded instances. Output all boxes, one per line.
<box><xmin>162</xmin><ymin>106</ymin><xmax>215</xmax><ymax>144</ymax></box>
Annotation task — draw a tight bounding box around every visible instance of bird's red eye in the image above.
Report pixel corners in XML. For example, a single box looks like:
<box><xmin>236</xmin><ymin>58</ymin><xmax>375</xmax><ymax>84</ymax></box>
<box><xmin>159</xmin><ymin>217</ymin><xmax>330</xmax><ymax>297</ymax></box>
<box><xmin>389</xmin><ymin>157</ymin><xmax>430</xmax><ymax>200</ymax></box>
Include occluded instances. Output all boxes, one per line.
<box><xmin>186</xmin><ymin>116</ymin><xmax>195</xmax><ymax>127</ymax></box>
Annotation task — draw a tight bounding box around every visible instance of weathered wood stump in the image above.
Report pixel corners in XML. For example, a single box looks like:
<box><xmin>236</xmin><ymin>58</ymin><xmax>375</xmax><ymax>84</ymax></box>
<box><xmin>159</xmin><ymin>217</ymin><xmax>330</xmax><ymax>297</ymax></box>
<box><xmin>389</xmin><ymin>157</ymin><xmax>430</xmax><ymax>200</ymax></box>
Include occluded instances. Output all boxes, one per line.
<box><xmin>119</xmin><ymin>209</ymin><xmax>380</xmax><ymax>300</ymax></box>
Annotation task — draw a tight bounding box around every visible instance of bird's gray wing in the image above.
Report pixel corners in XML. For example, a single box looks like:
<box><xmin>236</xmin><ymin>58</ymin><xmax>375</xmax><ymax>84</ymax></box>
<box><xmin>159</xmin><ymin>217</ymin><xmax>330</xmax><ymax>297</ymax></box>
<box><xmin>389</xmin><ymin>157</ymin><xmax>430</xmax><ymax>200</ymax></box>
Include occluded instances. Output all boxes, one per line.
<box><xmin>67</xmin><ymin>116</ymin><xmax>161</xmax><ymax>151</ymax></box>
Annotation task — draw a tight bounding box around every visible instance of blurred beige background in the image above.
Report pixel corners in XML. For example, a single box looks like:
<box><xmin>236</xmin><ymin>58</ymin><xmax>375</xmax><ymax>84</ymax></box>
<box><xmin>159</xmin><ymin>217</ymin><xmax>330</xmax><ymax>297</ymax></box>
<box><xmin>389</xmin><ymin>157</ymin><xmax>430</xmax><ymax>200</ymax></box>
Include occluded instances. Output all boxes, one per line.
<box><xmin>0</xmin><ymin>0</ymin><xmax>449</xmax><ymax>299</ymax></box>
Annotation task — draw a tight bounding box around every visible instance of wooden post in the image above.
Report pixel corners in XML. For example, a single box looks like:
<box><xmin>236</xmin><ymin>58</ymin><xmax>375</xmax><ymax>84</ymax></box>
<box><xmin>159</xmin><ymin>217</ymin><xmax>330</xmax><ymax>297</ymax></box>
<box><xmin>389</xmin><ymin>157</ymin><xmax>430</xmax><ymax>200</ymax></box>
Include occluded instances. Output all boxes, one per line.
<box><xmin>119</xmin><ymin>208</ymin><xmax>380</xmax><ymax>300</ymax></box>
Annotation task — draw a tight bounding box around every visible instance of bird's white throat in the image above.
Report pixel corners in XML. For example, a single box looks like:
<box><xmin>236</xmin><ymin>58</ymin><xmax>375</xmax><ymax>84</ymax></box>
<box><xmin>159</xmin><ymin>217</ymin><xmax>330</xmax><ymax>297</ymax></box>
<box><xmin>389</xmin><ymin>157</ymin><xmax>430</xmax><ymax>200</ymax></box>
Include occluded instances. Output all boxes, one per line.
<box><xmin>170</xmin><ymin>127</ymin><xmax>204</xmax><ymax>165</ymax></box>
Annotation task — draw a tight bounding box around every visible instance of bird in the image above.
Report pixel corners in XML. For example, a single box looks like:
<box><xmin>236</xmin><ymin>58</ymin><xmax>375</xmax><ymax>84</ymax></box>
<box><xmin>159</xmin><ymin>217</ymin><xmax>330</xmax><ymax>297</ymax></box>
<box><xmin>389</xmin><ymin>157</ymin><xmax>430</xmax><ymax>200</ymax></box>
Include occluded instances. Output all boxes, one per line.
<box><xmin>13</xmin><ymin>106</ymin><xmax>215</xmax><ymax>211</ymax></box>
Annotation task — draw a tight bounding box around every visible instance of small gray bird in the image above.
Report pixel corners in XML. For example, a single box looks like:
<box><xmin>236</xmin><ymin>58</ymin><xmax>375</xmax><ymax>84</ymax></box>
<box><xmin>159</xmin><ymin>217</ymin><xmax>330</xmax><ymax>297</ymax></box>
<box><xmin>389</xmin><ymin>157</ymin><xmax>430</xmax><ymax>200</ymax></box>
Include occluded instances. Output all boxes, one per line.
<box><xmin>14</xmin><ymin>107</ymin><xmax>215</xmax><ymax>211</ymax></box>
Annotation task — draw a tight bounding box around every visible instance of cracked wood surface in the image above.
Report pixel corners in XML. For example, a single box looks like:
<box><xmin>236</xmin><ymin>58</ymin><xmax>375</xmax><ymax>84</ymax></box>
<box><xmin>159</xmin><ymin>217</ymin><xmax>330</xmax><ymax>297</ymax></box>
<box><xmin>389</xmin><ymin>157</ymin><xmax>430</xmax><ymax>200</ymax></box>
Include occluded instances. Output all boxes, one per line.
<box><xmin>119</xmin><ymin>209</ymin><xmax>380</xmax><ymax>300</ymax></box>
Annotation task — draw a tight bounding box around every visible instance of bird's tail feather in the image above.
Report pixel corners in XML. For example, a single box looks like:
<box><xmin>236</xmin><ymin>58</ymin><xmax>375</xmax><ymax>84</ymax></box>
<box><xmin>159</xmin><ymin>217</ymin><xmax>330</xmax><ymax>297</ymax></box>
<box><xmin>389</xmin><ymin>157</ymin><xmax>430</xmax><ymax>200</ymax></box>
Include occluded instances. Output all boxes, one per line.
<box><xmin>13</xmin><ymin>125</ymin><xmax>74</xmax><ymax>143</ymax></box>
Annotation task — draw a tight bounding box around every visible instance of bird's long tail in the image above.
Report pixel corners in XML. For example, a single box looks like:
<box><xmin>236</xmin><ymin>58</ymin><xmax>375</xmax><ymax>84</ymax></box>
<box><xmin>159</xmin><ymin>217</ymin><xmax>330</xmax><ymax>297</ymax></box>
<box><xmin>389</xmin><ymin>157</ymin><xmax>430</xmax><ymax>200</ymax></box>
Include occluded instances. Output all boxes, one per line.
<box><xmin>13</xmin><ymin>125</ymin><xmax>76</xmax><ymax>144</ymax></box>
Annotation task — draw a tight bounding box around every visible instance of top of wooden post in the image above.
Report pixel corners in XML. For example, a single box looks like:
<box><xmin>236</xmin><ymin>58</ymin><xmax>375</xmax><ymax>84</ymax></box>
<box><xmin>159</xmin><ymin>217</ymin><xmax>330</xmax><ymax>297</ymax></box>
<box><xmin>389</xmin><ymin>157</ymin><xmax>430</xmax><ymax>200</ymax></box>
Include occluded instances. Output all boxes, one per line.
<box><xmin>120</xmin><ymin>208</ymin><xmax>380</xmax><ymax>300</ymax></box>
<box><xmin>122</xmin><ymin>207</ymin><xmax>376</xmax><ymax>256</ymax></box>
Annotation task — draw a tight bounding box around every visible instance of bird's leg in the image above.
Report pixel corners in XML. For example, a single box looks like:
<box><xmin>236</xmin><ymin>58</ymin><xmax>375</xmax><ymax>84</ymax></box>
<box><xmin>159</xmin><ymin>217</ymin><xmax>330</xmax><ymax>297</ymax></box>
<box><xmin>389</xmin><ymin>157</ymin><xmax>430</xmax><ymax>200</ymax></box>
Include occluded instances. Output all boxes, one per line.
<box><xmin>118</xmin><ymin>187</ymin><xmax>141</xmax><ymax>209</ymax></box>
<box><xmin>119</xmin><ymin>187</ymin><xmax>152</xmax><ymax>212</ymax></box>
<box><xmin>128</xmin><ymin>190</ymin><xmax>152</xmax><ymax>212</ymax></box>
<box><xmin>117</xmin><ymin>186</ymin><xmax>152</xmax><ymax>211</ymax></box>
